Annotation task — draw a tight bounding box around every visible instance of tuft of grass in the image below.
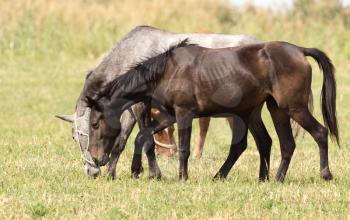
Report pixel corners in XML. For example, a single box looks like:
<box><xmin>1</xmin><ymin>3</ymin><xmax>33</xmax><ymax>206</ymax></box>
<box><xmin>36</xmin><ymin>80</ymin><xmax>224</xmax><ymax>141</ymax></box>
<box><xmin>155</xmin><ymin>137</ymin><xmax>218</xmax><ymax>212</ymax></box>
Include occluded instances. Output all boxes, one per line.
<box><xmin>26</xmin><ymin>202</ymin><xmax>53</xmax><ymax>218</ymax></box>
<box><xmin>105</xmin><ymin>207</ymin><xmax>129</xmax><ymax>219</ymax></box>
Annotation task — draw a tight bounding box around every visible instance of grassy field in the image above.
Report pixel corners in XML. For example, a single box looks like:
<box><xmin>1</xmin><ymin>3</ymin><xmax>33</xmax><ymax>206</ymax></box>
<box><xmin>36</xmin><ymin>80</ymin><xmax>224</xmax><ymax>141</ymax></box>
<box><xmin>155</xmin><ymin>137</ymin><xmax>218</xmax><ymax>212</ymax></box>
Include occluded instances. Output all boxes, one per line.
<box><xmin>1</xmin><ymin>0</ymin><xmax>350</xmax><ymax>219</ymax></box>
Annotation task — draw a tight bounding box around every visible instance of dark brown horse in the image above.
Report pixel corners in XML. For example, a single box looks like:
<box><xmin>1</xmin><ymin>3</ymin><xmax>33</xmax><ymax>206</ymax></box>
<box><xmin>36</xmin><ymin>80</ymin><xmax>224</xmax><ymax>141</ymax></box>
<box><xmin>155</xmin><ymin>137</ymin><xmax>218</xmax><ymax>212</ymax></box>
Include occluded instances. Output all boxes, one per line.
<box><xmin>87</xmin><ymin>40</ymin><xmax>338</xmax><ymax>182</ymax></box>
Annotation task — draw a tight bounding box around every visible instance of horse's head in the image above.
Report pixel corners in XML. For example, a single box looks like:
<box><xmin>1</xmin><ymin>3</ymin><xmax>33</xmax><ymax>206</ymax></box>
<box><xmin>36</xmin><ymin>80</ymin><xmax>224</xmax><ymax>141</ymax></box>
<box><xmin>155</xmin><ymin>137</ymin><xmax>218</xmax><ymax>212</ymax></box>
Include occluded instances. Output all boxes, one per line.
<box><xmin>84</xmin><ymin>97</ymin><xmax>121</xmax><ymax>167</ymax></box>
<box><xmin>56</xmin><ymin>97</ymin><xmax>120</xmax><ymax>177</ymax></box>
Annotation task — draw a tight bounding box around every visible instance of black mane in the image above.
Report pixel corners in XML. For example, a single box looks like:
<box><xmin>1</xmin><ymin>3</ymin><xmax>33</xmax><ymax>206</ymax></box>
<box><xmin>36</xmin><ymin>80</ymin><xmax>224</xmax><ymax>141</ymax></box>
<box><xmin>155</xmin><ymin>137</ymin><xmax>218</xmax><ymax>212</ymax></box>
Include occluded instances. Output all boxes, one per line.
<box><xmin>106</xmin><ymin>39</ymin><xmax>190</xmax><ymax>98</ymax></box>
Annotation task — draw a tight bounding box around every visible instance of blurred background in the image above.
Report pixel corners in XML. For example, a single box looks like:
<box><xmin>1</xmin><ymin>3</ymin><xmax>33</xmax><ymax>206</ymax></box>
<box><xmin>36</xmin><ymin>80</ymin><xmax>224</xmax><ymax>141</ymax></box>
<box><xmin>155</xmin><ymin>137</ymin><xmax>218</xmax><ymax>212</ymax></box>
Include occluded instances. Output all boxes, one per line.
<box><xmin>1</xmin><ymin>0</ymin><xmax>349</xmax><ymax>62</ymax></box>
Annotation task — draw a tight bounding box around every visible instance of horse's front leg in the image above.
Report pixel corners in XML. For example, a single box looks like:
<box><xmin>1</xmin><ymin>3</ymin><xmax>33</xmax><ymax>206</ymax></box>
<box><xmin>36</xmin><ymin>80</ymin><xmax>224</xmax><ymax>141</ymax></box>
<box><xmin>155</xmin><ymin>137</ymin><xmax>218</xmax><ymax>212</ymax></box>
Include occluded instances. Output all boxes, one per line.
<box><xmin>175</xmin><ymin>107</ymin><xmax>193</xmax><ymax>180</ymax></box>
<box><xmin>107</xmin><ymin>109</ymin><xmax>137</xmax><ymax>179</ymax></box>
<box><xmin>133</xmin><ymin>116</ymin><xmax>176</xmax><ymax>179</ymax></box>
<box><xmin>134</xmin><ymin>127</ymin><xmax>162</xmax><ymax>179</ymax></box>
<box><xmin>133</xmin><ymin>102</ymin><xmax>172</xmax><ymax>179</ymax></box>
<box><xmin>130</xmin><ymin>103</ymin><xmax>149</xmax><ymax>178</ymax></box>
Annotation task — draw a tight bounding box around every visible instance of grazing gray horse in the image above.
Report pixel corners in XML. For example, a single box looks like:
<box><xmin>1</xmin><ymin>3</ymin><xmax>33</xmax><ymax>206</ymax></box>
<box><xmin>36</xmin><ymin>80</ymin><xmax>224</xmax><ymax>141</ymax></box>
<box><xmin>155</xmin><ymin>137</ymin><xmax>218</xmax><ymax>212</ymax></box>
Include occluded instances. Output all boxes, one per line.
<box><xmin>56</xmin><ymin>25</ymin><xmax>264</xmax><ymax>177</ymax></box>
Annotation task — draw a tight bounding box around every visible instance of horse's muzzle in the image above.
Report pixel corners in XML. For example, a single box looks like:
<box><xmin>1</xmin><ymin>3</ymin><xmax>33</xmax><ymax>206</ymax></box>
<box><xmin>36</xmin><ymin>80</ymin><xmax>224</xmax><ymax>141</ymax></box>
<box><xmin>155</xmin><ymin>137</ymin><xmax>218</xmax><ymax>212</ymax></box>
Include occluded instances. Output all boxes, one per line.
<box><xmin>84</xmin><ymin>164</ymin><xmax>101</xmax><ymax>177</ymax></box>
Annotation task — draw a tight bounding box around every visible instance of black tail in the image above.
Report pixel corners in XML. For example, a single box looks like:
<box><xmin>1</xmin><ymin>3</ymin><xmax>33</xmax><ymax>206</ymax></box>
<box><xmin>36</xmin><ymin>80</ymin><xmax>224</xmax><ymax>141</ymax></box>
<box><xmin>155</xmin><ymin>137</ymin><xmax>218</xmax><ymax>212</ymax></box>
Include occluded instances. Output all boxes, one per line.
<box><xmin>302</xmin><ymin>47</ymin><xmax>339</xmax><ymax>144</ymax></box>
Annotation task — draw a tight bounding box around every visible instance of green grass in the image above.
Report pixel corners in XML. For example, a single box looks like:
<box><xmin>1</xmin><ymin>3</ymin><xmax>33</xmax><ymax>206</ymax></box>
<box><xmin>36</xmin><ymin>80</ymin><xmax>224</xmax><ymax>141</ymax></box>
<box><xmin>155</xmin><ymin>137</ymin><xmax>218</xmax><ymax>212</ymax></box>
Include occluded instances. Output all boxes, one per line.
<box><xmin>1</xmin><ymin>0</ymin><xmax>350</xmax><ymax>219</ymax></box>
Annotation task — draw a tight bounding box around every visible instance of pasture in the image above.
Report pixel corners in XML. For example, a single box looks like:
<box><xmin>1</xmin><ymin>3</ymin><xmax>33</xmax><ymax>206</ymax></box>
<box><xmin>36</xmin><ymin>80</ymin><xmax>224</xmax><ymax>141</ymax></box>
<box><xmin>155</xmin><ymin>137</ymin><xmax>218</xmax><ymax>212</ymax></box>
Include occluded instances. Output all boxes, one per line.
<box><xmin>1</xmin><ymin>0</ymin><xmax>350</xmax><ymax>219</ymax></box>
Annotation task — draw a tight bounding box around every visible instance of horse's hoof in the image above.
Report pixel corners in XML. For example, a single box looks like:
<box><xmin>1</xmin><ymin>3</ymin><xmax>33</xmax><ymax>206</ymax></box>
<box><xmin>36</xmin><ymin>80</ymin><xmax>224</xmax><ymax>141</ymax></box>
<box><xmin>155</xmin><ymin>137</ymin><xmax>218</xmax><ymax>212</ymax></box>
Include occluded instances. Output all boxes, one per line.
<box><xmin>212</xmin><ymin>171</ymin><xmax>227</xmax><ymax>181</ymax></box>
<box><xmin>258</xmin><ymin>176</ymin><xmax>269</xmax><ymax>182</ymax></box>
<box><xmin>212</xmin><ymin>175</ymin><xmax>226</xmax><ymax>182</ymax></box>
<box><xmin>192</xmin><ymin>152</ymin><xmax>202</xmax><ymax>159</ymax></box>
<box><xmin>178</xmin><ymin>174</ymin><xmax>188</xmax><ymax>181</ymax></box>
<box><xmin>149</xmin><ymin>168</ymin><xmax>162</xmax><ymax>180</ymax></box>
<box><xmin>131</xmin><ymin>165</ymin><xmax>144</xmax><ymax>179</ymax></box>
<box><xmin>149</xmin><ymin>173</ymin><xmax>162</xmax><ymax>180</ymax></box>
<box><xmin>131</xmin><ymin>172</ymin><xmax>141</xmax><ymax>179</ymax></box>
<box><xmin>321</xmin><ymin>168</ymin><xmax>333</xmax><ymax>181</ymax></box>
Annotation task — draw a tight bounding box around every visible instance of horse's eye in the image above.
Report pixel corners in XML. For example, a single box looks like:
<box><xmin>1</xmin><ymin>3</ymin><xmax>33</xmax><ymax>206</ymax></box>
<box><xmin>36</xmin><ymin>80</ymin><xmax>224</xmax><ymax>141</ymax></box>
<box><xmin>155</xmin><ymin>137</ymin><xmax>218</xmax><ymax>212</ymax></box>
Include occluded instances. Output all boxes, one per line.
<box><xmin>92</xmin><ymin>122</ymin><xmax>99</xmax><ymax>129</ymax></box>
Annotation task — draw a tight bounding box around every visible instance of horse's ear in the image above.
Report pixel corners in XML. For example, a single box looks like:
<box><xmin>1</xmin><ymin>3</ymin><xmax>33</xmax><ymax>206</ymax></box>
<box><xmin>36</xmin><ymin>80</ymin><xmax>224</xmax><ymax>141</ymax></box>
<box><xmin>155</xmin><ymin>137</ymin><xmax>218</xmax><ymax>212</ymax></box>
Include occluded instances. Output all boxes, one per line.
<box><xmin>86</xmin><ymin>96</ymin><xmax>103</xmax><ymax>111</ymax></box>
<box><xmin>55</xmin><ymin>114</ymin><xmax>75</xmax><ymax>123</ymax></box>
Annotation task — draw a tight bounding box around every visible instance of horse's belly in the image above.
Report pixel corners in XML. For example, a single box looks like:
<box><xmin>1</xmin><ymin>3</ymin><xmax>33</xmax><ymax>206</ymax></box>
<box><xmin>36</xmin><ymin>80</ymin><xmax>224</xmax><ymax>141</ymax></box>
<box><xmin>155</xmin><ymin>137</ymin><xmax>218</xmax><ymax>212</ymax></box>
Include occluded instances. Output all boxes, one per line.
<box><xmin>195</xmin><ymin>95</ymin><xmax>266</xmax><ymax>116</ymax></box>
<box><xmin>195</xmin><ymin>78</ymin><xmax>267</xmax><ymax>113</ymax></box>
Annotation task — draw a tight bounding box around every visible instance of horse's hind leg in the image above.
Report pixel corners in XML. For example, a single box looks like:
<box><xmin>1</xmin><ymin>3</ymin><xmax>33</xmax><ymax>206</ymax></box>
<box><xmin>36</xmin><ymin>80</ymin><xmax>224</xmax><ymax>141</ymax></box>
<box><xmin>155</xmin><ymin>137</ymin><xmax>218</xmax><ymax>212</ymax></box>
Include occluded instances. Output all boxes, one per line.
<box><xmin>175</xmin><ymin>107</ymin><xmax>194</xmax><ymax>180</ymax></box>
<box><xmin>267</xmin><ymin>98</ymin><xmax>296</xmax><ymax>182</ymax></box>
<box><xmin>193</xmin><ymin>117</ymin><xmax>210</xmax><ymax>159</ymax></box>
<box><xmin>129</xmin><ymin>105</ymin><xmax>146</xmax><ymax>178</ymax></box>
<box><xmin>213</xmin><ymin>114</ymin><xmax>248</xmax><ymax>179</ymax></box>
<box><xmin>248</xmin><ymin>114</ymin><xmax>272</xmax><ymax>181</ymax></box>
<box><xmin>213</xmin><ymin>112</ymin><xmax>271</xmax><ymax>181</ymax></box>
<box><xmin>289</xmin><ymin>107</ymin><xmax>333</xmax><ymax>180</ymax></box>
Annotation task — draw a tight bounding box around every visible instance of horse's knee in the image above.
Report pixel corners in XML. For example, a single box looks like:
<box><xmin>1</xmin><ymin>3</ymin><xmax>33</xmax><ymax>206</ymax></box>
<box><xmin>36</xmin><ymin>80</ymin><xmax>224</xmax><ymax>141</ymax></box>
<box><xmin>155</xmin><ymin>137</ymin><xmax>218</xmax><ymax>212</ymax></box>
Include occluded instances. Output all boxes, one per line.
<box><xmin>179</xmin><ymin>149</ymin><xmax>190</xmax><ymax>161</ymax></box>
<box><xmin>134</xmin><ymin>132</ymin><xmax>143</xmax><ymax>145</ymax></box>
<box><xmin>180</xmin><ymin>151</ymin><xmax>190</xmax><ymax>160</ymax></box>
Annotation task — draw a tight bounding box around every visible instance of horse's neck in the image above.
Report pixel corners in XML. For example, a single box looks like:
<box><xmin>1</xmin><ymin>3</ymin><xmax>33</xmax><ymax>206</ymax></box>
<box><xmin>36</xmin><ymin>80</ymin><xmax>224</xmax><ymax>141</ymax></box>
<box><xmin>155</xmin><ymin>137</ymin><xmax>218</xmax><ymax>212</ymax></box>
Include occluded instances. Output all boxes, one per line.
<box><xmin>110</xmin><ymin>96</ymin><xmax>149</xmax><ymax>119</ymax></box>
<box><xmin>111</xmin><ymin>84</ymin><xmax>151</xmax><ymax>112</ymax></box>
